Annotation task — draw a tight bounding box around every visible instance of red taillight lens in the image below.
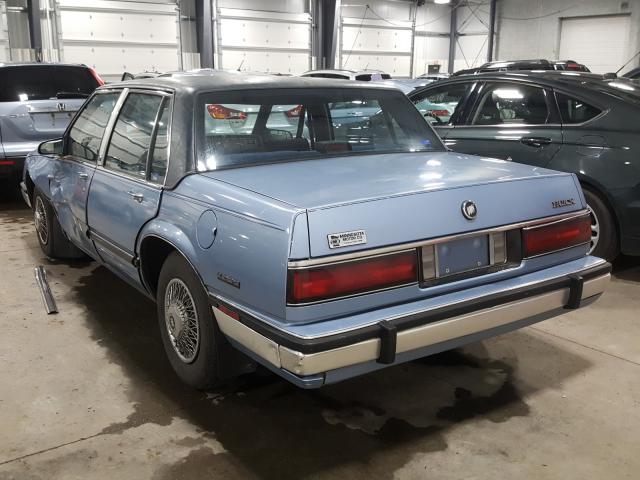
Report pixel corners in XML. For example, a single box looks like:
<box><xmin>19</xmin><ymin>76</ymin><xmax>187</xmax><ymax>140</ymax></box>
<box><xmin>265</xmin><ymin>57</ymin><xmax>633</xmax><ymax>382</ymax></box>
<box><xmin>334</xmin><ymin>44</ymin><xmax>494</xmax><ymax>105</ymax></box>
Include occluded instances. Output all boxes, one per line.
<box><xmin>207</xmin><ymin>104</ymin><xmax>248</xmax><ymax>120</ymax></box>
<box><xmin>89</xmin><ymin>67</ymin><xmax>105</xmax><ymax>86</ymax></box>
<box><xmin>428</xmin><ymin>109</ymin><xmax>449</xmax><ymax>116</ymax></box>
<box><xmin>285</xmin><ymin>104</ymin><xmax>303</xmax><ymax>118</ymax></box>
<box><xmin>288</xmin><ymin>251</ymin><xmax>418</xmax><ymax>304</ymax></box>
<box><xmin>0</xmin><ymin>160</ymin><xmax>15</xmax><ymax>165</ymax></box>
<box><xmin>523</xmin><ymin>215</ymin><xmax>591</xmax><ymax>257</ymax></box>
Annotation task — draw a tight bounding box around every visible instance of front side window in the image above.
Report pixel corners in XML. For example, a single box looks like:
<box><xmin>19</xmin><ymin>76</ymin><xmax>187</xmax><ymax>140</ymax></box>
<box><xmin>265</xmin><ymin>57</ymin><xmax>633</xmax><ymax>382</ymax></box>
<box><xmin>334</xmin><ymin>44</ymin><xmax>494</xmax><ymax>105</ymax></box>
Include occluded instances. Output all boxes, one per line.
<box><xmin>412</xmin><ymin>83</ymin><xmax>471</xmax><ymax>126</ymax></box>
<box><xmin>470</xmin><ymin>83</ymin><xmax>551</xmax><ymax>125</ymax></box>
<box><xmin>198</xmin><ymin>88</ymin><xmax>442</xmax><ymax>170</ymax></box>
<box><xmin>555</xmin><ymin>92</ymin><xmax>602</xmax><ymax>124</ymax></box>
<box><xmin>105</xmin><ymin>93</ymin><xmax>163</xmax><ymax>178</ymax></box>
<box><xmin>67</xmin><ymin>92</ymin><xmax>120</xmax><ymax>162</ymax></box>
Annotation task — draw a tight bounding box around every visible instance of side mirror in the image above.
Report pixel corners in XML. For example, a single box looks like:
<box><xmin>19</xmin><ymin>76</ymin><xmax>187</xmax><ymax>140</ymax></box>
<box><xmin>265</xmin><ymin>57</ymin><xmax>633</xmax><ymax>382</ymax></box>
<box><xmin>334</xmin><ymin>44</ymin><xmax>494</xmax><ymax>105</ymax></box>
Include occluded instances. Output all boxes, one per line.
<box><xmin>38</xmin><ymin>138</ymin><xmax>63</xmax><ymax>156</ymax></box>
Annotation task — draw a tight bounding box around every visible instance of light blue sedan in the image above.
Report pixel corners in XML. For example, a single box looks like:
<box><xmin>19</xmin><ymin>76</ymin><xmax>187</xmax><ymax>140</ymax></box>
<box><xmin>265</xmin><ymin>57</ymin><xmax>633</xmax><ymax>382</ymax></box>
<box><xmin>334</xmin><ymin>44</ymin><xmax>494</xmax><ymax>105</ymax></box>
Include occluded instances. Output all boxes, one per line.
<box><xmin>22</xmin><ymin>72</ymin><xmax>611</xmax><ymax>389</ymax></box>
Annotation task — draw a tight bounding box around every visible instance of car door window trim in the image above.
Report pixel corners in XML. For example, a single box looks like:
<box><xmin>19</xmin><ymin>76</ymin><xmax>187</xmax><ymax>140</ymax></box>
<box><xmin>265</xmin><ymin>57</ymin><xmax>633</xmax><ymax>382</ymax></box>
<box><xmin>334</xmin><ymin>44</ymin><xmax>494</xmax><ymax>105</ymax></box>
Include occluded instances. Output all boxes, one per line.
<box><xmin>97</xmin><ymin>88</ymin><xmax>172</xmax><ymax>189</ymax></box>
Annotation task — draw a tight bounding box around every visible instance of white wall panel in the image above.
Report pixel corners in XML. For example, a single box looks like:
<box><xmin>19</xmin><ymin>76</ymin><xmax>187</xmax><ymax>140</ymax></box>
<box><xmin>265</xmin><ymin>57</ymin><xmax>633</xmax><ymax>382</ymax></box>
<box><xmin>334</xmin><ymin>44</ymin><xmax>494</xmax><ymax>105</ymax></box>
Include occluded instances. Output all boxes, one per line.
<box><xmin>413</xmin><ymin>35</ymin><xmax>449</xmax><ymax>76</ymax></box>
<box><xmin>559</xmin><ymin>15</ymin><xmax>630</xmax><ymax>73</ymax></box>
<box><xmin>495</xmin><ymin>0</ymin><xmax>640</xmax><ymax>74</ymax></box>
<box><xmin>340</xmin><ymin>16</ymin><xmax>413</xmax><ymax>77</ymax></box>
<box><xmin>0</xmin><ymin>2</ymin><xmax>10</xmax><ymax>62</ymax></box>
<box><xmin>57</xmin><ymin>0</ymin><xmax>179</xmax><ymax>81</ymax></box>
<box><xmin>63</xmin><ymin>44</ymin><xmax>178</xmax><ymax>75</ymax></box>
<box><xmin>60</xmin><ymin>10</ymin><xmax>177</xmax><ymax>44</ymax></box>
<box><xmin>217</xmin><ymin>7</ymin><xmax>312</xmax><ymax>74</ymax></box>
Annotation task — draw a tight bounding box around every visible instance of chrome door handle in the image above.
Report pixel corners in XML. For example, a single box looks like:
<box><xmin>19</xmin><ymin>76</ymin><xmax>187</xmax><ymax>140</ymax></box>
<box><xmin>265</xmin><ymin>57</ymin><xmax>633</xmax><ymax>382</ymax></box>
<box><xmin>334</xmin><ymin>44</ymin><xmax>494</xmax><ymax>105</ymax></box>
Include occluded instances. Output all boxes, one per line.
<box><xmin>127</xmin><ymin>191</ymin><xmax>144</xmax><ymax>203</ymax></box>
<box><xmin>78</xmin><ymin>172</ymin><xmax>89</xmax><ymax>179</ymax></box>
<box><xmin>521</xmin><ymin>137</ymin><xmax>552</xmax><ymax>148</ymax></box>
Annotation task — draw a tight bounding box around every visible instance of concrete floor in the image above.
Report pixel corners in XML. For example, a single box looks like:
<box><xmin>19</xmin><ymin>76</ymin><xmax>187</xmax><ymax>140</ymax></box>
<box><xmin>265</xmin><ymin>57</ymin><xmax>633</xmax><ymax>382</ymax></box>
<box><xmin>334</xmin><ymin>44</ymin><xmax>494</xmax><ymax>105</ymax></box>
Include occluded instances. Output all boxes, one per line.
<box><xmin>0</xmin><ymin>186</ymin><xmax>639</xmax><ymax>480</ymax></box>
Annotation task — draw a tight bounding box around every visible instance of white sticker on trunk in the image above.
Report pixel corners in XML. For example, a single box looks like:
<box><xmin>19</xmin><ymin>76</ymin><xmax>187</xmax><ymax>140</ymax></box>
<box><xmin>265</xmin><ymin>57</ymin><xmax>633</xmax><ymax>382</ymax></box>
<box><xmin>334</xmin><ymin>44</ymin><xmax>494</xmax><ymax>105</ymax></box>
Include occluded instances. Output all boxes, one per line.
<box><xmin>327</xmin><ymin>230</ymin><xmax>367</xmax><ymax>249</ymax></box>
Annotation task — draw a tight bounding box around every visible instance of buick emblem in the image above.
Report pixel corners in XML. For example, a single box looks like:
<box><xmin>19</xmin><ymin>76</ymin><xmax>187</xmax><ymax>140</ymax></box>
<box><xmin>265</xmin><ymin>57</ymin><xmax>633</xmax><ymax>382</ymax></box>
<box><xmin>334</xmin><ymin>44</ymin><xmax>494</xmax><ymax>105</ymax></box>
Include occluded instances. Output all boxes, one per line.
<box><xmin>461</xmin><ymin>200</ymin><xmax>477</xmax><ymax>220</ymax></box>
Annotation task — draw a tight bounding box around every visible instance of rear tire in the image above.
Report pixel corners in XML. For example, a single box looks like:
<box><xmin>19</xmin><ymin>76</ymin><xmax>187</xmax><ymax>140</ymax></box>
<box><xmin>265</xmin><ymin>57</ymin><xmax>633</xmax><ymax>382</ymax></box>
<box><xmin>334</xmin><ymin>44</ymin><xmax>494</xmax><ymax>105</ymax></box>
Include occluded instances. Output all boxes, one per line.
<box><xmin>157</xmin><ymin>252</ymin><xmax>224</xmax><ymax>389</ymax></box>
<box><xmin>33</xmin><ymin>188</ymin><xmax>84</xmax><ymax>259</ymax></box>
<box><xmin>583</xmin><ymin>186</ymin><xmax>618</xmax><ymax>261</ymax></box>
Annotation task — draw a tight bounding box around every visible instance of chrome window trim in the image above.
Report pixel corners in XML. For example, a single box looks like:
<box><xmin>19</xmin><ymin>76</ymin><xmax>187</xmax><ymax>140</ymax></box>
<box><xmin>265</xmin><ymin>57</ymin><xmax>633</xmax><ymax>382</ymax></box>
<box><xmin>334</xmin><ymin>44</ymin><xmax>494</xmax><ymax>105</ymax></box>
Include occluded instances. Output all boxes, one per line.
<box><xmin>288</xmin><ymin>209</ymin><xmax>590</xmax><ymax>269</ymax></box>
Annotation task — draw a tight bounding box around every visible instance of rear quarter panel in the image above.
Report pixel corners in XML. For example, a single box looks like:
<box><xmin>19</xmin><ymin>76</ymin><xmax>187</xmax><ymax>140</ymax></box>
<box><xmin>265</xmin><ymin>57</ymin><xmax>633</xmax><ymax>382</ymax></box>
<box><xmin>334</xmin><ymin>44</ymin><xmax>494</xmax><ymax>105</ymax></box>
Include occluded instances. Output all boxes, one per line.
<box><xmin>138</xmin><ymin>174</ymin><xmax>304</xmax><ymax>320</ymax></box>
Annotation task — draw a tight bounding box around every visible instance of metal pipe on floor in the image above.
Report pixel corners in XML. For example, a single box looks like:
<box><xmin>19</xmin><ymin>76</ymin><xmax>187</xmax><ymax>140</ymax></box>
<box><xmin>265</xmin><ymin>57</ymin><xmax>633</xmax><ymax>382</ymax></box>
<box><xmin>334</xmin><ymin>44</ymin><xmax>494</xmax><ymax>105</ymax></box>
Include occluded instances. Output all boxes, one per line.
<box><xmin>35</xmin><ymin>266</ymin><xmax>58</xmax><ymax>314</ymax></box>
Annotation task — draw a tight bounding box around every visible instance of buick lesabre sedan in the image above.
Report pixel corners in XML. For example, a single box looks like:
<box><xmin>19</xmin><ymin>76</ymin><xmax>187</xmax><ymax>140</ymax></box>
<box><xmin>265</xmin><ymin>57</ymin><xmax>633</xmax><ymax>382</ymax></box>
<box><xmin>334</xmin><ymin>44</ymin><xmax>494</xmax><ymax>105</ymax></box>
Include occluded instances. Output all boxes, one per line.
<box><xmin>22</xmin><ymin>72</ymin><xmax>610</xmax><ymax>389</ymax></box>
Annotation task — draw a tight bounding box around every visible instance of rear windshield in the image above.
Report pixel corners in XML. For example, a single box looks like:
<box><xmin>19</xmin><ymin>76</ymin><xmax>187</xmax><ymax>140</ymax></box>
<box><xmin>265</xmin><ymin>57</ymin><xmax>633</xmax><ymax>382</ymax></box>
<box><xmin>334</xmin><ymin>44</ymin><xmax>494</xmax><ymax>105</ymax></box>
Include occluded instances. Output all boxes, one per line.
<box><xmin>196</xmin><ymin>88</ymin><xmax>443</xmax><ymax>170</ymax></box>
<box><xmin>0</xmin><ymin>65</ymin><xmax>99</xmax><ymax>102</ymax></box>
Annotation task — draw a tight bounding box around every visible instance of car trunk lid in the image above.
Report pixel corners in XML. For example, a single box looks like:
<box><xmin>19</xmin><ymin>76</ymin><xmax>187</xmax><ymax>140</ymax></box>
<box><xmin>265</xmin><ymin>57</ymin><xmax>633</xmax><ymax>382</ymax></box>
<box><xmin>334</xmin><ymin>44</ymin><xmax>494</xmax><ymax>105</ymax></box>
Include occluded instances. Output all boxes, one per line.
<box><xmin>204</xmin><ymin>152</ymin><xmax>584</xmax><ymax>257</ymax></box>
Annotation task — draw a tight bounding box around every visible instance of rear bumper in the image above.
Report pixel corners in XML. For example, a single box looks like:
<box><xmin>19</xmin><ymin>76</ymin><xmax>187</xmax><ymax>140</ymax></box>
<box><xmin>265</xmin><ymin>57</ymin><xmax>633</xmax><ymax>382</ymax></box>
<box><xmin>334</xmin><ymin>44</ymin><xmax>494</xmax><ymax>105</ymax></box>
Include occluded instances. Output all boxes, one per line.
<box><xmin>212</xmin><ymin>259</ymin><xmax>611</xmax><ymax>388</ymax></box>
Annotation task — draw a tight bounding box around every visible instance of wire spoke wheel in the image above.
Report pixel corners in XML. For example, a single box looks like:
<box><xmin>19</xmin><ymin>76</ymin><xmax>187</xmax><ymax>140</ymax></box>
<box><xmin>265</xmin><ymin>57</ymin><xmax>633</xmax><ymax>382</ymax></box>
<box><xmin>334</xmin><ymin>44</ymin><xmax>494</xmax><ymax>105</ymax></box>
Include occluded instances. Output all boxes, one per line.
<box><xmin>587</xmin><ymin>204</ymin><xmax>600</xmax><ymax>255</ymax></box>
<box><xmin>34</xmin><ymin>196</ymin><xmax>49</xmax><ymax>246</ymax></box>
<box><xmin>164</xmin><ymin>278</ymin><xmax>200</xmax><ymax>363</ymax></box>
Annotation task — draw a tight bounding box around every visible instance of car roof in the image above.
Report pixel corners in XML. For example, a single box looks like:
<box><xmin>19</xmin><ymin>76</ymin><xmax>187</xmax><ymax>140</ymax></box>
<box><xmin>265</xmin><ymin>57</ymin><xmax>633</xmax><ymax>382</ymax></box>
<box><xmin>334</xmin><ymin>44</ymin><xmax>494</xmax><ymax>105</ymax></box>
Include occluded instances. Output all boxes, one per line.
<box><xmin>104</xmin><ymin>70</ymin><xmax>398</xmax><ymax>93</ymax></box>
<box><xmin>0</xmin><ymin>62</ymin><xmax>89</xmax><ymax>68</ymax></box>
<box><xmin>410</xmin><ymin>70</ymin><xmax>640</xmax><ymax>102</ymax></box>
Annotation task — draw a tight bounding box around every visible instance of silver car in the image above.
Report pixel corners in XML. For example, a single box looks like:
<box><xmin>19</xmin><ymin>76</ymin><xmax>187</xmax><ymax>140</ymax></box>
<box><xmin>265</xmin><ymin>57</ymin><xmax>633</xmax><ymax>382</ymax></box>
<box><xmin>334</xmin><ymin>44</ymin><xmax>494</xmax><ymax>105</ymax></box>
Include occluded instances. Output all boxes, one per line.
<box><xmin>0</xmin><ymin>63</ymin><xmax>102</xmax><ymax>183</ymax></box>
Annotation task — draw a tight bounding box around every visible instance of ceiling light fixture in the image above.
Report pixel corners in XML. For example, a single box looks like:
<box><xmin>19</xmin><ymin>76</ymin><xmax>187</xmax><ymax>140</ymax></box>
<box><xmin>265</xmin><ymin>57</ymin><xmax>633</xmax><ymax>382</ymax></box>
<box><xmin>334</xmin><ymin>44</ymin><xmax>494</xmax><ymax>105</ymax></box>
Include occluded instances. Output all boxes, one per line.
<box><xmin>434</xmin><ymin>0</ymin><xmax>451</xmax><ymax>4</ymax></box>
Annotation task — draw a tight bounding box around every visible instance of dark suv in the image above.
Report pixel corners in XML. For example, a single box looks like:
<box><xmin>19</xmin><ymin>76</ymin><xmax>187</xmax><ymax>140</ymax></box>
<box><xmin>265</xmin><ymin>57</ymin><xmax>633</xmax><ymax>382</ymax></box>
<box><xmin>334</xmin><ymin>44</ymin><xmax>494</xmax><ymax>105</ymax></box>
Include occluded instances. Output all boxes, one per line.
<box><xmin>409</xmin><ymin>71</ymin><xmax>640</xmax><ymax>260</ymax></box>
<box><xmin>0</xmin><ymin>63</ymin><xmax>103</xmax><ymax>183</ymax></box>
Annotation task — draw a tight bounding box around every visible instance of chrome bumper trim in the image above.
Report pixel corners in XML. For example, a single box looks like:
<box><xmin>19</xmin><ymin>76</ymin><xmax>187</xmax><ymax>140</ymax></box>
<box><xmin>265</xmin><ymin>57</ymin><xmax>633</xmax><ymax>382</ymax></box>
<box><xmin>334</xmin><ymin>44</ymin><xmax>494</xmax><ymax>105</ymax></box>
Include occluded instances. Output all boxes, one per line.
<box><xmin>214</xmin><ymin>273</ymin><xmax>610</xmax><ymax>377</ymax></box>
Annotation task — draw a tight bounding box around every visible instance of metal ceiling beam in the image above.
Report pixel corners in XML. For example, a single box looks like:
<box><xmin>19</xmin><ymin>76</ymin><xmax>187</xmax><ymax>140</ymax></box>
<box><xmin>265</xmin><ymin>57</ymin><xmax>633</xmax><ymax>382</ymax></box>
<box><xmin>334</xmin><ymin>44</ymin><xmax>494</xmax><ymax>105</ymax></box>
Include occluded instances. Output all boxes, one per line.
<box><xmin>196</xmin><ymin>0</ymin><xmax>214</xmax><ymax>68</ymax></box>
<box><xmin>487</xmin><ymin>0</ymin><xmax>497</xmax><ymax>61</ymax></box>
<box><xmin>448</xmin><ymin>3</ymin><xmax>457</xmax><ymax>74</ymax></box>
<box><xmin>27</xmin><ymin>0</ymin><xmax>43</xmax><ymax>61</ymax></box>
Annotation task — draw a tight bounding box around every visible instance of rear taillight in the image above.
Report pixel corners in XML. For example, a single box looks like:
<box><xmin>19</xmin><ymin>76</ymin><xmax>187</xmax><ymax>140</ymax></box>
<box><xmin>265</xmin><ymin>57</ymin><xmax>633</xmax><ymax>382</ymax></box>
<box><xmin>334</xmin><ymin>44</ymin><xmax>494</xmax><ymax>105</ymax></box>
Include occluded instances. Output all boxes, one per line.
<box><xmin>285</xmin><ymin>104</ymin><xmax>303</xmax><ymax>118</ymax></box>
<box><xmin>89</xmin><ymin>67</ymin><xmax>105</xmax><ymax>86</ymax></box>
<box><xmin>207</xmin><ymin>104</ymin><xmax>248</xmax><ymax>120</ymax></box>
<box><xmin>0</xmin><ymin>160</ymin><xmax>15</xmax><ymax>166</ymax></box>
<box><xmin>523</xmin><ymin>214</ymin><xmax>591</xmax><ymax>257</ymax></box>
<box><xmin>428</xmin><ymin>109</ymin><xmax>449</xmax><ymax>117</ymax></box>
<box><xmin>288</xmin><ymin>251</ymin><xmax>418</xmax><ymax>304</ymax></box>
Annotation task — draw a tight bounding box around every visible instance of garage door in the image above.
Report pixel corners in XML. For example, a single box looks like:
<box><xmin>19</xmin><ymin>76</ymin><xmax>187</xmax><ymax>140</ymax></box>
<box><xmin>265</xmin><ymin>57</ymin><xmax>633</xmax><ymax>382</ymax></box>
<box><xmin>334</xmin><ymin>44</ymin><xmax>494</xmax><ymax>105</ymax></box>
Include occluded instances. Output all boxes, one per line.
<box><xmin>57</xmin><ymin>0</ymin><xmax>181</xmax><ymax>82</ymax></box>
<box><xmin>559</xmin><ymin>15</ymin><xmax>630</xmax><ymax>74</ymax></box>
<box><xmin>340</xmin><ymin>17</ymin><xmax>413</xmax><ymax>77</ymax></box>
<box><xmin>217</xmin><ymin>7</ymin><xmax>312</xmax><ymax>74</ymax></box>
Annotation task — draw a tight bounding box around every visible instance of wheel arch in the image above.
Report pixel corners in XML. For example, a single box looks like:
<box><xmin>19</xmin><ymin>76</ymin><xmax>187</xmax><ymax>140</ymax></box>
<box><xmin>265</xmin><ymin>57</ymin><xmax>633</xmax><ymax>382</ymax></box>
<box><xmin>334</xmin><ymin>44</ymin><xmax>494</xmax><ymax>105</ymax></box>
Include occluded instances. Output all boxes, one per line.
<box><xmin>575</xmin><ymin>173</ymin><xmax>621</xmax><ymax>240</ymax></box>
<box><xmin>138</xmin><ymin>223</ymin><xmax>206</xmax><ymax>298</ymax></box>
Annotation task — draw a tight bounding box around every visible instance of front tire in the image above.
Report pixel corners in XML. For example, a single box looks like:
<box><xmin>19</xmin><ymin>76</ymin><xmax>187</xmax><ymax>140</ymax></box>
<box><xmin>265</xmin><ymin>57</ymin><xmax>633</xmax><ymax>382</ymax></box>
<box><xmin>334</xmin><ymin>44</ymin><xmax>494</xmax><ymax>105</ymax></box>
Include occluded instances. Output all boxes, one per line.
<box><xmin>157</xmin><ymin>252</ymin><xmax>224</xmax><ymax>389</ymax></box>
<box><xmin>583</xmin><ymin>186</ymin><xmax>618</xmax><ymax>261</ymax></box>
<box><xmin>33</xmin><ymin>188</ymin><xmax>84</xmax><ymax>259</ymax></box>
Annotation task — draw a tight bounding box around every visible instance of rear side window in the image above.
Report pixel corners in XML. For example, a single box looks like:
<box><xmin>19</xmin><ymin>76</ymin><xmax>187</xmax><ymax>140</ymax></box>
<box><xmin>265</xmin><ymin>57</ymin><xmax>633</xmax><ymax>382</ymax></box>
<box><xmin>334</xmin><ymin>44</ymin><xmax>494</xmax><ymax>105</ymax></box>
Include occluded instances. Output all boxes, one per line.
<box><xmin>67</xmin><ymin>92</ymin><xmax>120</xmax><ymax>162</ymax></box>
<box><xmin>105</xmin><ymin>93</ymin><xmax>164</xmax><ymax>179</ymax></box>
<box><xmin>0</xmin><ymin>65</ymin><xmax>99</xmax><ymax>102</ymax></box>
<box><xmin>470</xmin><ymin>83</ymin><xmax>550</xmax><ymax>125</ymax></box>
<box><xmin>555</xmin><ymin>92</ymin><xmax>602</xmax><ymax>124</ymax></box>
<box><xmin>412</xmin><ymin>83</ymin><xmax>470</xmax><ymax>126</ymax></box>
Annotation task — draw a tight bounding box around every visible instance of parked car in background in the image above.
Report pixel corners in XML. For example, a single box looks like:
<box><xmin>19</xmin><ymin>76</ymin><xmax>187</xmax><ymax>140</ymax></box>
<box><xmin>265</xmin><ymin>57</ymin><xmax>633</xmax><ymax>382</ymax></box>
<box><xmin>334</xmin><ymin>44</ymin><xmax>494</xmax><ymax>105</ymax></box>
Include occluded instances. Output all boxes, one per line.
<box><xmin>409</xmin><ymin>71</ymin><xmax>640</xmax><ymax>260</ymax></box>
<box><xmin>22</xmin><ymin>72</ymin><xmax>609</xmax><ymax>389</ymax></box>
<box><xmin>301</xmin><ymin>69</ymin><xmax>391</xmax><ymax>81</ymax></box>
<box><xmin>417</xmin><ymin>73</ymin><xmax>450</xmax><ymax>81</ymax></box>
<box><xmin>453</xmin><ymin>59</ymin><xmax>589</xmax><ymax>76</ymax></box>
<box><xmin>622</xmin><ymin>67</ymin><xmax>640</xmax><ymax>80</ymax></box>
<box><xmin>0</xmin><ymin>63</ymin><xmax>103</xmax><ymax>183</ymax></box>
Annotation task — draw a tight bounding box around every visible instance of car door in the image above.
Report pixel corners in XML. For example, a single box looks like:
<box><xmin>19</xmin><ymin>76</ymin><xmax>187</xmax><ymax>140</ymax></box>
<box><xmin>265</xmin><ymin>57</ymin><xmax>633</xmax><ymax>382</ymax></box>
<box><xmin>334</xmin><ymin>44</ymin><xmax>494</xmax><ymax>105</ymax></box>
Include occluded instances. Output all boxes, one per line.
<box><xmin>50</xmin><ymin>91</ymin><xmax>122</xmax><ymax>254</ymax></box>
<box><xmin>409</xmin><ymin>81</ymin><xmax>475</xmax><ymax>142</ymax></box>
<box><xmin>86</xmin><ymin>89</ymin><xmax>171</xmax><ymax>283</ymax></box>
<box><xmin>445</xmin><ymin>81</ymin><xmax>563</xmax><ymax>167</ymax></box>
